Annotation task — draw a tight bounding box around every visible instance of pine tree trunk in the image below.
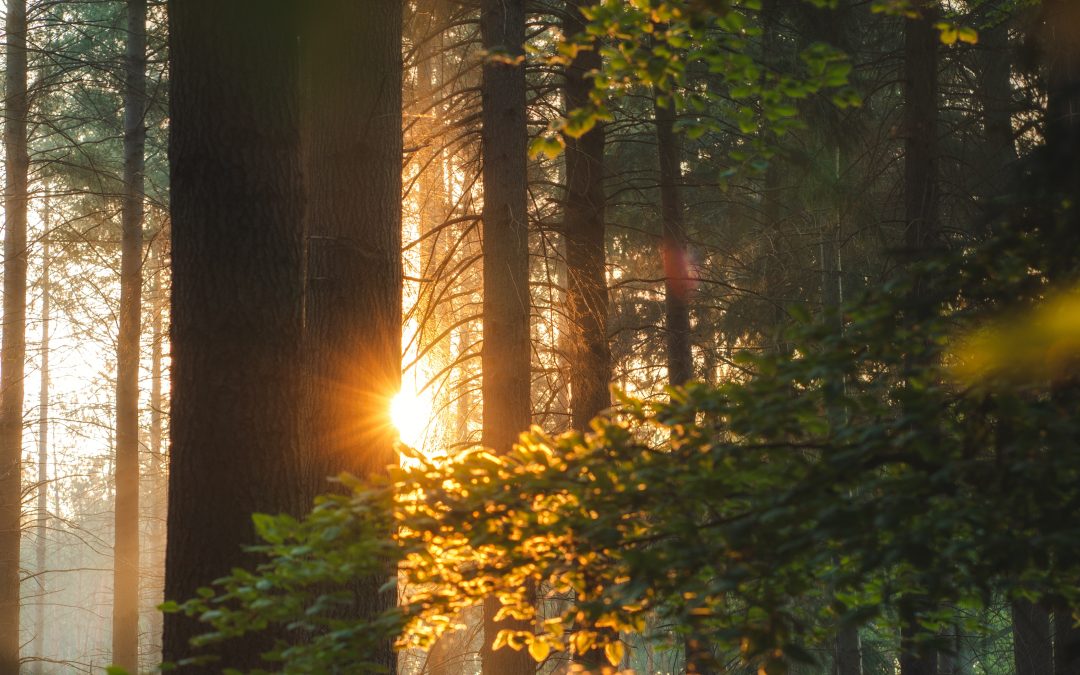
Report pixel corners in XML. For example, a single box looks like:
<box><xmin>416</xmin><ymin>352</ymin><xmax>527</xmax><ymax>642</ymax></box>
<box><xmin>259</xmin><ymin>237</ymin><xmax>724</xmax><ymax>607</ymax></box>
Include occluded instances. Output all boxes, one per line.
<box><xmin>564</xmin><ymin>0</ymin><xmax>611</xmax><ymax>432</ymax></box>
<box><xmin>33</xmin><ymin>200</ymin><xmax>51</xmax><ymax>675</ymax></box>
<box><xmin>655</xmin><ymin>91</ymin><xmax>693</xmax><ymax>389</ymax></box>
<box><xmin>478</xmin><ymin>0</ymin><xmax>534</xmax><ymax>673</ymax></box>
<box><xmin>163</xmin><ymin>2</ymin><xmax>307</xmax><ymax>670</ymax></box>
<box><xmin>113</xmin><ymin>0</ymin><xmax>147</xmax><ymax>669</ymax></box>
<box><xmin>1012</xmin><ymin>599</ymin><xmax>1052</xmax><ymax>675</ymax></box>
<box><xmin>147</xmin><ymin>239</ymin><xmax>165</xmax><ymax>658</ymax></box>
<box><xmin>299</xmin><ymin>2</ymin><xmax>402</xmax><ymax>669</ymax></box>
<box><xmin>899</xmin><ymin>6</ymin><xmax>938</xmax><ymax>673</ymax></box>
<box><xmin>0</xmin><ymin>0</ymin><xmax>30</xmax><ymax>668</ymax></box>
<box><xmin>563</xmin><ymin>1</ymin><xmax>614</xmax><ymax>669</ymax></box>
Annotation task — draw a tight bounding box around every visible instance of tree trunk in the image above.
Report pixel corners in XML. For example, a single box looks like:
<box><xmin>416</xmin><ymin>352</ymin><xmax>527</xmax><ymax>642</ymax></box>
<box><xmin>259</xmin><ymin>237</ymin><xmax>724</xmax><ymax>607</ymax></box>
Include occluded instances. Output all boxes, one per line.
<box><xmin>163</xmin><ymin>2</ymin><xmax>307</xmax><ymax>670</ymax></box>
<box><xmin>1012</xmin><ymin>599</ymin><xmax>1052</xmax><ymax>675</ymax></box>
<box><xmin>33</xmin><ymin>200</ymin><xmax>50</xmax><ymax>675</ymax></box>
<box><xmin>478</xmin><ymin>0</ymin><xmax>534</xmax><ymax>673</ymax></box>
<box><xmin>563</xmin><ymin>2</ymin><xmax>613</xmax><ymax>669</ymax></box>
<box><xmin>564</xmin><ymin>0</ymin><xmax>611</xmax><ymax>433</ymax></box>
<box><xmin>299</xmin><ymin>1</ymin><xmax>403</xmax><ymax>669</ymax></box>
<box><xmin>655</xmin><ymin>90</ymin><xmax>693</xmax><ymax>389</ymax></box>
<box><xmin>0</xmin><ymin>0</ymin><xmax>30</xmax><ymax>668</ymax></box>
<box><xmin>147</xmin><ymin>238</ymin><xmax>165</xmax><ymax>657</ymax></box>
<box><xmin>112</xmin><ymin>0</ymin><xmax>147</xmax><ymax>669</ymax></box>
<box><xmin>899</xmin><ymin>6</ymin><xmax>938</xmax><ymax>674</ymax></box>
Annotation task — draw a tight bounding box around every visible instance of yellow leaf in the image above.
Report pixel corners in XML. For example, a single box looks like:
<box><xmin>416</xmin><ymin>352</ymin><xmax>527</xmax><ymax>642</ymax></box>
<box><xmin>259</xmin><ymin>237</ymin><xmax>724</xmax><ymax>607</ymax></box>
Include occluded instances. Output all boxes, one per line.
<box><xmin>958</xmin><ymin>26</ymin><xmax>978</xmax><ymax>44</ymax></box>
<box><xmin>528</xmin><ymin>638</ymin><xmax>551</xmax><ymax>662</ymax></box>
<box><xmin>572</xmin><ymin>630</ymin><xmax>596</xmax><ymax>656</ymax></box>
<box><xmin>604</xmin><ymin>640</ymin><xmax>625</xmax><ymax>666</ymax></box>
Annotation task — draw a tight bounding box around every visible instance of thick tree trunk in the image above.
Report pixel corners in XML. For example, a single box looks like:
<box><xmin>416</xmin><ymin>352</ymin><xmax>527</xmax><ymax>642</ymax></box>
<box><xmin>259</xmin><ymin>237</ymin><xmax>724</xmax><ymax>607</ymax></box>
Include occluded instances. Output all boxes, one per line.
<box><xmin>299</xmin><ymin>2</ymin><xmax>403</xmax><ymax>669</ymax></box>
<box><xmin>112</xmin><ymin>0</ymin><xmax>147</xmax><ymax>669</ymax></box>
<box><xmin>164</xmin><ymin>2</ymin><xmax>307</xmax><ymax>670</ymax></box>
<box><xmin>478</xmin><ymin>0</ymin><xmax>534</xmax><ymax>673</ymax></box>
<box><xmin>563</xmin><ymin>2</ymin><xmax>613</xmax><ymax>669</ymax></box>
<box><xmin>1011</xmin><ymin>599</ymin><xmax>1052</xmax><ymax>675</ymax></box>
<box><xmin>0</xmin><ymin>0</ymin><xmax>30</xmax><ymax>669</ymax></box>
<box><xmin>33</xmin><ymin>202</ymin><xmax>50</xmax><ymax>675</ymax></box>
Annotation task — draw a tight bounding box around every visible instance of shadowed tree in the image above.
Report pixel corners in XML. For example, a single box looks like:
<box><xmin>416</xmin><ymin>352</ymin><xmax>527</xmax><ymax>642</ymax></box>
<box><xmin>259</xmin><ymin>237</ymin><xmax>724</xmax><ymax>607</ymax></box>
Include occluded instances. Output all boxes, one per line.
<box><xmin>0</xmin><ymin>0</ymin><xmax>30</xmax><ymax>669</ymax></box>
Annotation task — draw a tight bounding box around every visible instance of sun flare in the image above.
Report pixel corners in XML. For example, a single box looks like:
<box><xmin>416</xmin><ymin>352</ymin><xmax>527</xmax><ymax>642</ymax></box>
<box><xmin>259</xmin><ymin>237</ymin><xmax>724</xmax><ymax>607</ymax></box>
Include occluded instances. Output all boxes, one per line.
<box><xmin>391</xmin><ymin>389</ymin><xmax>432</xmax><ymax>450</ymax></box>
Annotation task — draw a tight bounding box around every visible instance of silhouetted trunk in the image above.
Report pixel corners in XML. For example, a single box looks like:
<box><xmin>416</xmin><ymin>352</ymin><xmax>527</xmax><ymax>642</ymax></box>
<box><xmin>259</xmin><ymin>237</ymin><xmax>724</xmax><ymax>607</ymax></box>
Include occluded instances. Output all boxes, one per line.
<box><xmin>478</xmin><ymin>0</ymin><xmax>534</xmax><ymax>673</ymax></box>
<box><xmin>655</xmin><ymin>91</ymin><xmax>693</xmax><ymax>389</ymax></box>
<box><xmin>0</xmin><ymin>0</ymin><xmax>29</xmax><ymax>668</ymax></box>
<box><xmin>899</xmin><ymin>5</ymin><xmax>939</xmax><ymax>675</ymax></box>
<box><xmin>299</xmin><ymin>2</ymin><xmax>403</xmax><ymax>668</ymax></box>
<box><xmin>1011</xmin><ymin>599</ymin><xmax>1052</xmax><ymax>675</ymax></box>
<box><xmin>33</xmin><ymin>201</ymin><xmax>50</xmax><ymax>675</ymax></box>
<box><xmin>112</xmin><ymin>0</ymin><xmax>147</xmax><ymax>669</ymax></box>
<box><xmin>164</xmin><ymin>2</ymin><xmax>306</xmax><ymax>670</ymax></box>
<box><xmin>975</xmin><ymin>13</ymin><xmax>1016</xmax><ymax>213</ymax></box>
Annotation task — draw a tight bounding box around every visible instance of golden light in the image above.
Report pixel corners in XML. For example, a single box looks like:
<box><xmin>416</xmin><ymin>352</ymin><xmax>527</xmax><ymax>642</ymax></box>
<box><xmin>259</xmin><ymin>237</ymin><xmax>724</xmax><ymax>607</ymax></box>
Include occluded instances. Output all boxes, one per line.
<box><xmin>391</xmin><ymin>388</ymin><xmax>432</xmax><ymax>450</ymax></box>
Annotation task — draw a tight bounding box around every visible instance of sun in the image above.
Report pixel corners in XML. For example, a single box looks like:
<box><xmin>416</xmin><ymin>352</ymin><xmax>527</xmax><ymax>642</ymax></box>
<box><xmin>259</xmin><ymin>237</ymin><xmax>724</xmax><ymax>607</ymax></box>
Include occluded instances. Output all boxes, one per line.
<box><xmin>391</xmin><ymin>389</ymin><xmax>432</xmax><ymax>449</ymax></box>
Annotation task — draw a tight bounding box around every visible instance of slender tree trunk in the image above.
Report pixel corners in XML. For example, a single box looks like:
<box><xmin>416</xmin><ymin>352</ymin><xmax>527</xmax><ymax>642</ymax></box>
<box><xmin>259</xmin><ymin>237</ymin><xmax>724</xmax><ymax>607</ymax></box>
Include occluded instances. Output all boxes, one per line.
<box><xmin>147</xmin><ymin>239</ymin><xmax>165</xmax><ymax>656</ymax></box>
<box><xmin>33</xmin><ymin>200</ymin><xmax>50</xmax><ymax>675</ymax></box>
<box><xmin>113</xmin><ymin>0</ymin><xmax>147</xmax><ymax>669</ymax></box>
<box><xmin>163</xmin><ymin>2</ymin><xmax>307</xmax><ymax>670</ymax></box>
<box><xmin>478</xmin><ymin>0</ymin><xmax>533</xmax><ymax>673</ymax></box>
<box><xmin>655</xmin><ymin>91</ymin><xmax>693</xmax><ymax>389</ymax></box>
<box><xmin>1012</xmin><ymin>599</ymin><xmax>1052</xmax><ymax>675</ymax></box>
<box><xmin>0</xmin><ymin>0</ymin><xmax>30</xmax><ymax>668</ymax></box>
<box><xmin>299</xmin><ymin>2</ymin><xmax>403</xmax><ymax>669</ymax></box>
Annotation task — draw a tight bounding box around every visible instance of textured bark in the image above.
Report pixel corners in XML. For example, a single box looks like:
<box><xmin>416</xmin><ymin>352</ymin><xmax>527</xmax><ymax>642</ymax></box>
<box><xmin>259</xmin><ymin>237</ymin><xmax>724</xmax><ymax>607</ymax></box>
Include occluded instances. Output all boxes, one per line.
<box><xmin>0</xmin><ymin>0</ymin><xmax>29</xmax><ymax>669</ymax></box>
<box><xmin>112</xmin><ymin>0</ymin><xmax>147</xmax><ymax>669</ymax></box>
<box><xmin>164</xmin><ymin>2</ymin><xmax>306</xmax><ymax>670</ymax></box>
<box><xmin>478</xmin><ymin>0</ymin><xmax>534</xmax><ymax>673</ymax></box>
<box><xmin>299</xmin><ymin>2</ymin><xmax>403</xmax><ymax>669</ymax></box>
<box><xmin>1011</xmin><ymin>599</ymin><xmax>1052</xmax><ymax>675</ymax></box>
<box><xmin>562</xmin><ymin>3</ymin><xmax>614</xmax><ymax>669</ymax></box>
<box><xmin>32</xmin><ymin>203</ymin><xmax>50</xmax><ymax>675</ymax></box>
<box><xmin>564</xmin><ymin>0</ymin><xmax>610</xmax><ymax>433</ymax></box>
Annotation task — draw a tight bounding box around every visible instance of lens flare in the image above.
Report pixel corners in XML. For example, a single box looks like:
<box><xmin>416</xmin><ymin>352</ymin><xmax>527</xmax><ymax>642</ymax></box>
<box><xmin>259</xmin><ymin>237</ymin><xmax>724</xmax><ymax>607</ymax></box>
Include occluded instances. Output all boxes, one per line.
<box><xmin>391</xmin><ymin>389</ymin><xmax>431</xmax><ymax>449</ymax></box>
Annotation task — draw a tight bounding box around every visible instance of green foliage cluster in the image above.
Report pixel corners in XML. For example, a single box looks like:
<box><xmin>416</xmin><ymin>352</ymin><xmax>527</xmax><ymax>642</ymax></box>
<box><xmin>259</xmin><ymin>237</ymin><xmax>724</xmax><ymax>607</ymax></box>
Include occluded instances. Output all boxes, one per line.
<box><xmin>168</xmin><ymin>222</ymin><xmax>1080</xmax><ymax>673</ymax></box>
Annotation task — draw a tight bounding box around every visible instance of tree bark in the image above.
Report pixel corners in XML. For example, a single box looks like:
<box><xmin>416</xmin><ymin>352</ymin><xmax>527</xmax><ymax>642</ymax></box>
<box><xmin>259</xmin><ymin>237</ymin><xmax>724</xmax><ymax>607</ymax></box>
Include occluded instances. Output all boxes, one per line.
<box><xmin>564</xmin><ymin>0</ymin><xmax>611</xmax><ymax>433</ymax></box>
<box><xmin>655</xmin><ymin>91</ymin><xmax>693</xmax><ymax>389</ymax></box>
<box><xmin>478</xmin><ymin>0</ymin><xmax>534</xmax><ymax>673</ymax></box>
<box><xmin>899</xmin><ymin>6</ymin><xmax>939</xmax><ymax>675</ymax></box>
<box><xmin>33</xmin><ymin>200</ymin><xmax>51</xmax><ymax>675</ymax></box>
<box><xmin>147</xmin><ymin>237</ymin><xmax>165</xmax><ymax>657</ymax></box>
<box><xmin>299</xmin><ymin>1</ymin><xmax>403</xmax><ymax>669</ymax></box>
<box><xmin>563</xmin><ymin>2</ymin><xmax>614</xmax><ymax>669</ymax></box>
<box><xmin>112</xmin><ymin>0</ymin><xmax>147</xmax><ymax>669</ymax></box>
<box><xmin>0</xmin><ymin>0</ymin><xmax>30</xmax><ymax>668</ymax></box>
<box><xmin>1011</xmin><ymin>599</ymin><xmax>1052</xmax><ymax>675</ymax></box>
<box><xmin>164</xmin><ymin>2</ymin><xmax>307</xmax><ymax>670</ymax></box>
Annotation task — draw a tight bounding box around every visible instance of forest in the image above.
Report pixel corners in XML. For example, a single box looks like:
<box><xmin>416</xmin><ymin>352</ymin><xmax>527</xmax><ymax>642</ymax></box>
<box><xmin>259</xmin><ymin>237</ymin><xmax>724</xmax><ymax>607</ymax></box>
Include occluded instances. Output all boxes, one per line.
<box><xmin>0</xmin><ymin>0</ymin><xmax>1077</xmax><ymax>673</ymax></box>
